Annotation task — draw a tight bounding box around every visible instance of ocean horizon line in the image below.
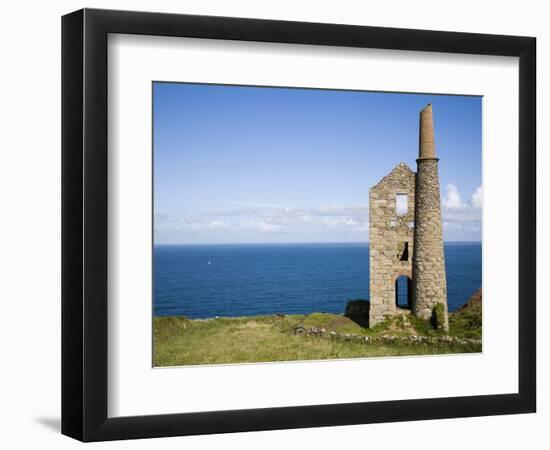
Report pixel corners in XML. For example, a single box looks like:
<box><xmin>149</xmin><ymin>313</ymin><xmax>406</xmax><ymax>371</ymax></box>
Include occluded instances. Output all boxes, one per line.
<box><xmin>154</xmin><ymin>241</ymin><xmax>481</xmax><ymax>247</ymax></box>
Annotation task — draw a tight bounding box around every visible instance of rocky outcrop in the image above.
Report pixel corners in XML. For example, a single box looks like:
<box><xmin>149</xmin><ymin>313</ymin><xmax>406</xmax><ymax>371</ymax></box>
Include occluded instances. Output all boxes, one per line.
<box><xmin>455</xmin><ymin>288</ymin><xmax>482</xmax><ymax>313</ymax></box>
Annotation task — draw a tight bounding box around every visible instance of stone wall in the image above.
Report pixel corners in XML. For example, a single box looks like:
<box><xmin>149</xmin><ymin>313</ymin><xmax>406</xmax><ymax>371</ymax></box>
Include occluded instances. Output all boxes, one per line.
<box><xmin>293</xmin><ymin>325</ymin><xmax>480</xmax><ymax>346</ymax></box>
<box><xmin>344</xmin><ymin>300</ymin><xmax>370</xmax><ymax>327</ymax></box>
<box><xmin>369</xmin><ymin>163</ymin><xmax>416</xmax><ymax>326</ymax></box>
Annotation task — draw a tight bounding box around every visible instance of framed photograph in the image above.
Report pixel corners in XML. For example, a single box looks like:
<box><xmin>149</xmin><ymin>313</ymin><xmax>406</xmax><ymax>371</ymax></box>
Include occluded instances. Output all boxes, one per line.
<box><xmin>62</xmin><ymin>8</ymin><xmax>536</xmax><ymax>442</ymax></box>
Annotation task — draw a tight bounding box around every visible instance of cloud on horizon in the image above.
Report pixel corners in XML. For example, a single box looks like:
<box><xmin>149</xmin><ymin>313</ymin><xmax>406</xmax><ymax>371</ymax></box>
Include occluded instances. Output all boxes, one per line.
<box><xmin>155</xmin><ymin>204</ymin><xmax>370</xmax><ymax>243</ymax></box>
<box><xmin>441</xmin><ymin>184</ymin><xmax>482</xmax><ymax>237</ymax></box>
<box><xmin>155</xmin><ymin>185</ymin><xmax>482</xmax><ymax>243</ymax></box>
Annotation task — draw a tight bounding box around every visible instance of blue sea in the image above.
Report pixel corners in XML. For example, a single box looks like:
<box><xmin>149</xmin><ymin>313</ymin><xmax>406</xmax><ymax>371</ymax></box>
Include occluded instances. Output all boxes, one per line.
<box><xmin>154</xmin><ymin>242</ymin><xmax>481</xmax><ymax>318</ymax></box>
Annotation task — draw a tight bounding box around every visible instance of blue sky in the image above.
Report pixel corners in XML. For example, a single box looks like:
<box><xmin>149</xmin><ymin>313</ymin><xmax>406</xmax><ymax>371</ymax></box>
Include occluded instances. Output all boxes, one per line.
<box><xmin>154</xmin><ymin>82</ymin><xmax>482</xmax><ymax>244</ymax></box>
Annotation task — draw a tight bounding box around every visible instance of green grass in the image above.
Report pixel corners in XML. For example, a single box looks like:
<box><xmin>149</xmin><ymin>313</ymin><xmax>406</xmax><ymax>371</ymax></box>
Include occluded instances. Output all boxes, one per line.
<box><xmin>432</xmin><ymin>303</ymin><xmax>446</xmax><ymax>330</ymax></box>
<box><xmin>449</xmin><ymin>304</ymin><xmax>482</xmax><ymax>339</ymax></box>
<box><xmin>154</xmin><ymin>307</ymin><xmax>481</xmax><ymax>366</ymax></box>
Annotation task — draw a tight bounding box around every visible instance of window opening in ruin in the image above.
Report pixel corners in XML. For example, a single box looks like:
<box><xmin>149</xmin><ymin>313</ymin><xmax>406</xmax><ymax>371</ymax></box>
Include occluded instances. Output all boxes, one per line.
<box><xmin>396</xmin><ymin>194</ymin><xmax>408</xmax><ymax>216</ymax></box>
<box><xmin>397</xmin><ymin>241</ymin><xmax>409</xmax><ymax>261</ymax></box>
<box><xmin>395</xmin><ymin>276</ymin><xmax>412</xmax><ymax>309</ymax></box>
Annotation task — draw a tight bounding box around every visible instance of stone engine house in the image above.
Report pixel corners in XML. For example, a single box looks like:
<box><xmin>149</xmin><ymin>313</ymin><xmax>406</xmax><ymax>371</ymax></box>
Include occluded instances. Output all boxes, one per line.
<box><xmin>369</xmin><ymin>104</ymin><xmax>449</xmax><ymax>330</ymax></box>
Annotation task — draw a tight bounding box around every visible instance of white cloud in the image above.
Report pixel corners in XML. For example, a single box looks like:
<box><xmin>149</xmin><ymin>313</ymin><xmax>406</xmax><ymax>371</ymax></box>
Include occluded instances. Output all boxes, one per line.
<box><xmin>316</xmin><ymin>205</ymin><xmax>368</xmax><ymax>217</ymax></box>
<box><xmin>253</xmin><ymin>221</ymin><xmax>284</xmax><ymax>233</ymax></box>
<box><xmin>442</xmin><ymin>184</ymin><xmax>466</xmax><ymax>209</ymax></box>
<box><xmin>231</xmin><ymin>201</ymin><xmax>284</xmax><ymax>209</ymax></box>
<box><xmin>155</xmin><ymin>203</ymin><xmax>370</xmax><ymax>241</ymax></box>
<box><xmin>207</xmin><ymin>220</ymin><xmax>228</xmax><ymax>230</ymax></box>
<box><xmin>156</xmin><ymin>185</ymin><xmax>481</xmax><ymax>243</ymax></box>
<box><xmin>440</xmin><ymin>185</ymin><xmax>482</xmax><ymax>239</ymax></box>
<box><xmin>471</xmin><ymin>186</ymin><xmax>483</xmax><ymax>208</ymax></box>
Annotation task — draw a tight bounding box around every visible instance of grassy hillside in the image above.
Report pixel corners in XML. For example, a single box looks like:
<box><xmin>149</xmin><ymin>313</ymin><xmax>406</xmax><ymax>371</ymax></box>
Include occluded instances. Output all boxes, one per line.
<box><xmin>154</xmin><ymin>304</ymin><xmax>481</xmax><ymax>366</ymax></box>
<box><xmin>449</xmin><ymin>303</ymin><xmax>482</xmax><ymax>339</ymax></box>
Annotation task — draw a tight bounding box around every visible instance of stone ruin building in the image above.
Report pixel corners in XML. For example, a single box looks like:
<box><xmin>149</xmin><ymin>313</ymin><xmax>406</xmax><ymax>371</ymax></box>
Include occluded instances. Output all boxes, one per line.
<box><xmin>368</xmin><ymin>104</ymin><xmax>449</xmax><ymax>330</ymax></box>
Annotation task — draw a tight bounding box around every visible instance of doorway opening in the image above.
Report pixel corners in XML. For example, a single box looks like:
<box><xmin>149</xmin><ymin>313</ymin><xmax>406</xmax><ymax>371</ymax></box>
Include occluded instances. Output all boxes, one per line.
<box><xmin>395</xmin><ymin>276</ymin><xmax>412</xmax><ymax>309</ymax></box>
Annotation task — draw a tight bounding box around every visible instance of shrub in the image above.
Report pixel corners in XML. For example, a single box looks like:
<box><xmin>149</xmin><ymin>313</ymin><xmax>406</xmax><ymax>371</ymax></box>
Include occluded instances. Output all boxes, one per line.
<box><xmin>431</xmin><ymin>303</ymin><xmax>446</xmax><ymax>330</ymax></box>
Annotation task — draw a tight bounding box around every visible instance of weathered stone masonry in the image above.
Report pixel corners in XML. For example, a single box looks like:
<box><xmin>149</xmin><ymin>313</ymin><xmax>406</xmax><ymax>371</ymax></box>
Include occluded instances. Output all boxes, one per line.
<box><xmin>369</xmin><ymin>164</ymin><xmax>416</xmax><ymax>326</ymax></box>
<box><xmin>369</xmin><ymin>104</ymin><xmax>449</xmax><ymax>330</ymax></box>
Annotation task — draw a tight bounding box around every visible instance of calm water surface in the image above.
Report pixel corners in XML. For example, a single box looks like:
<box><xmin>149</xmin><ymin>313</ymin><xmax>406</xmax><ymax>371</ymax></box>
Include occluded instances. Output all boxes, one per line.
<box><xmin>154</xmin><ymin>242</ymin><xmax>481</xmax><ymax>318</ymax></box>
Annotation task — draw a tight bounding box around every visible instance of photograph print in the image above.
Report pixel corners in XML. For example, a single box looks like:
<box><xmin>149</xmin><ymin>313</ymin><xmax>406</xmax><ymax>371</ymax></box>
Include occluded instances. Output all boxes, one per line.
<box><xmin>153</xmin><ymin>83</ymin><xmax>482</xmax><ymax>367</ymax></box>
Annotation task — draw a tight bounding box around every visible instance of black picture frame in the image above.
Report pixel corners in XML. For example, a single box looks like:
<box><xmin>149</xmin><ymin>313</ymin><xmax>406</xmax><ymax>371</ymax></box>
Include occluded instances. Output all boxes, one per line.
<box><xmin>61</xmin><ymin>8</ymin><xmax>536</xmax><ymax>442</ymax></box>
